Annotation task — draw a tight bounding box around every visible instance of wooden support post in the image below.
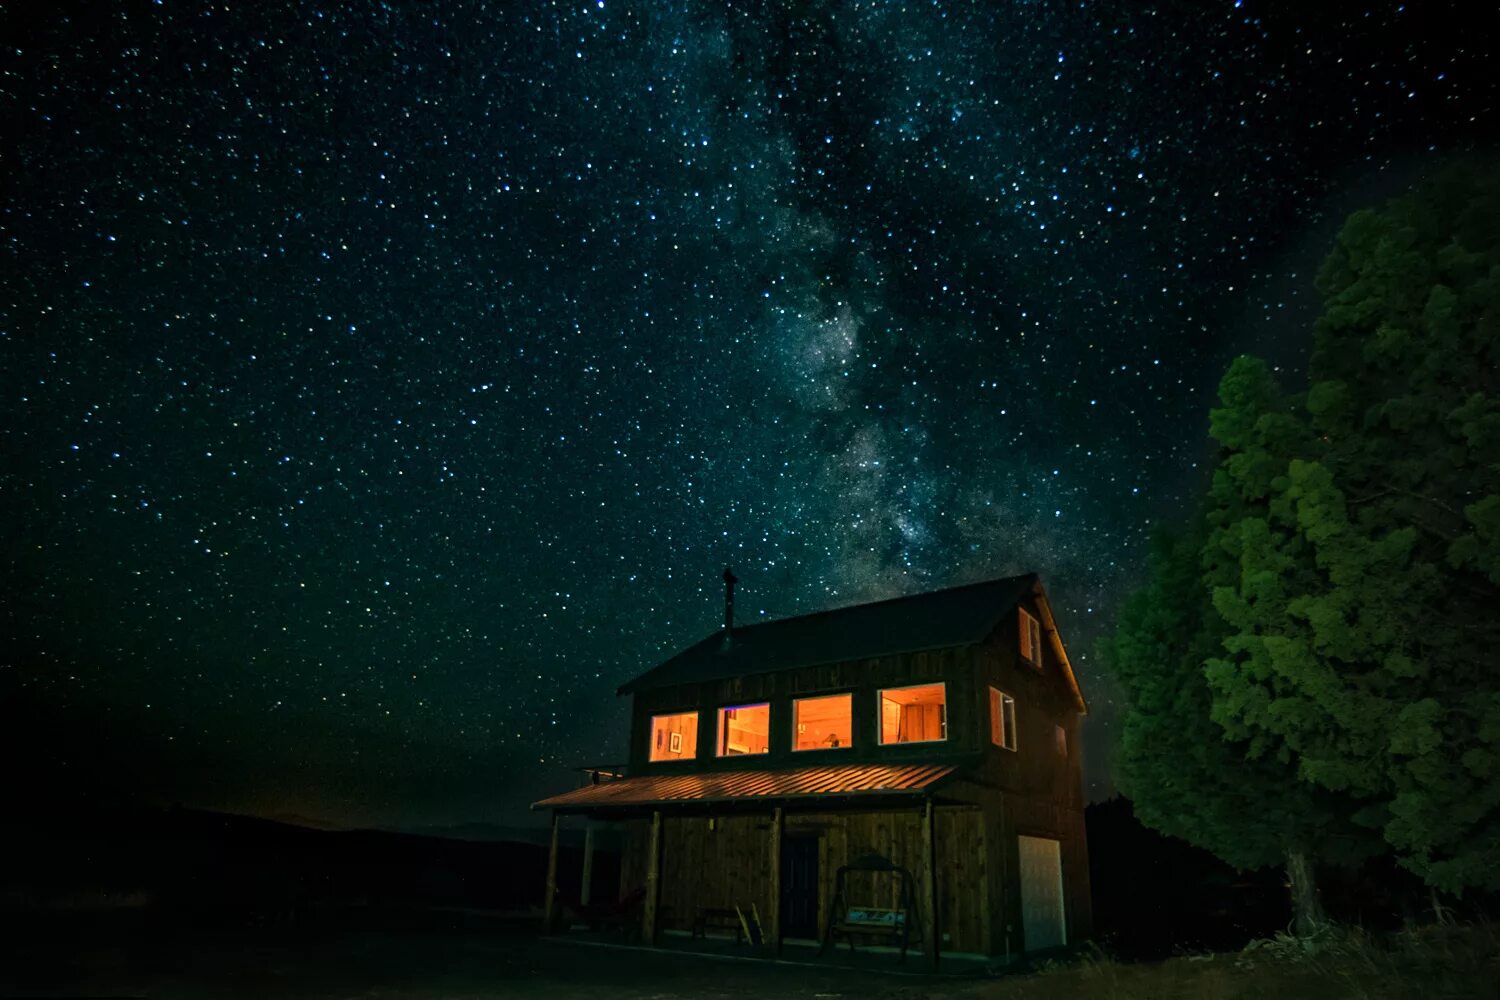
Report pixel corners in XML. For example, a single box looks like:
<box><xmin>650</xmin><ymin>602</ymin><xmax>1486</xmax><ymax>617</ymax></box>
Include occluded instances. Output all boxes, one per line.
<box><xmin>580</xmin><ymin>823</ymin><xmax>596</xmax><ymax>907</ymax></box>
<box><xmin>642</xmin><ymin>809</ymin><xmax>663</xmax><ymax>945</ymax></box>
<box><xmin>769</xmin><ymin>806</ymin><xmax>784</xmax><ymax>955</ymax></box>
<box><xmin>543</xmin><ymin>811</ymin><xmax>561</xmax><ymax>932</ymax></box>
<box><xmin>923</xmin><ymin>798</ymin><xmax>939</xmax><ymax>970</ymax></box>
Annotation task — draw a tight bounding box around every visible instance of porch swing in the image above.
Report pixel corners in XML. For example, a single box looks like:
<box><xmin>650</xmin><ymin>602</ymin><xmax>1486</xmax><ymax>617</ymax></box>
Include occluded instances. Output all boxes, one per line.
<box><xmin>819</xmin><ymin>852</ymin><xmax>921</xmax><ymax>961</ymax></box>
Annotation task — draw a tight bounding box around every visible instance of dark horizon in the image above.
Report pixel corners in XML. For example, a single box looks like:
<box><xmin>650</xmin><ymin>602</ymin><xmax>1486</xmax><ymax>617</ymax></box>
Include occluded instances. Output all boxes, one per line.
<box><xmin>4</xmin><ymin>0</ymin><xmax>1497</xmax><ymax>830</ymax></box>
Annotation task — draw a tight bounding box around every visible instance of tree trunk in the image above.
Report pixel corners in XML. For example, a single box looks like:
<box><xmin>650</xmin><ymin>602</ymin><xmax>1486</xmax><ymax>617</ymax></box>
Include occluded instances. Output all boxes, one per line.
<box><xmin>1285</xmin><ymin>850</ymin><xmax>1327</xmax><ymax>935</ymax></box>
<box><xmin>1430</xmin><ymin>886</ymin><xmax>1454</xmax><ymax>926</ymax></box>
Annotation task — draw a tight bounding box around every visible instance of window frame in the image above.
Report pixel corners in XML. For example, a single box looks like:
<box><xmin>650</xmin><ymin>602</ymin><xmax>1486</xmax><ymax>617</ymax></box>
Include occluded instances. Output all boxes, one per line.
<box><xmin>791</xmin><ymin>691</ymin><xmax>855</xmax><ymax>752</ymax></box>
<box><xmin>1019</xmin><ymin>607</ymin><xmax>1044</xmax><ymax>667</ymax></box>
<box><xmin>714</xmin><ymin>701</ymin><xmax>772</xmax><ymax>758</ymax></box>
<box><xmin>989</xmin><ymin>686</ymin><xmax>1018</xmax><ymax>752</ymax></box>
<box><xmin>877</xmin><ymin>681</ymin><xmax>949</xmax><ymax>746</ymax></box>
<box><xmin>648</xmin><ymin>710</ymin><xmax>700</xmax><ymax>762</ymax></box>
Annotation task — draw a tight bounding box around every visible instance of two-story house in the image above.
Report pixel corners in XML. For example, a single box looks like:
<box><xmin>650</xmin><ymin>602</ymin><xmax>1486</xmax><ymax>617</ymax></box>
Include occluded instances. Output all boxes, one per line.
<box><xmin>533</xmin><ymin>571</ymin><xmax>1090</xmax><ymax>963</ymax></box>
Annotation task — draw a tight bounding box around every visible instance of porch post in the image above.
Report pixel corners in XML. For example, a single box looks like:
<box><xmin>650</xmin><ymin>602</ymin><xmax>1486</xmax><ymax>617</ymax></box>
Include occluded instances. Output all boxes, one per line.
<box><xmin>642</xmin><ymin>809</ymin><xmax>663</xmax><ymax>944</ymax></box>
<box><xmin>923</xmin><ymin>797</ymin><xmax>939</xmax><ymax>970</ymax></box>
<box><xmin>580</xmin><ymin>822</ymin><xmax>596</xmax><ymax>907</ymax></box>
<box><xmin>769</xmin><ymin>805</ymin><xmax>784</xmax><ymax>955</ymax></box>
<box><xmin>543</xmin><ymin>810</ymin><xmax>561</xmax><ymax>932</ymax></box>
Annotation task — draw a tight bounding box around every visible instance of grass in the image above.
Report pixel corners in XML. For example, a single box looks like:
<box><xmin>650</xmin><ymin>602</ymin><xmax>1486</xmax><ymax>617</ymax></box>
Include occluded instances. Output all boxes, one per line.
<box><xmin>961</xmin><ymin>923</ymin><xmax>1500</xmax><ymax>1000</ymax></box>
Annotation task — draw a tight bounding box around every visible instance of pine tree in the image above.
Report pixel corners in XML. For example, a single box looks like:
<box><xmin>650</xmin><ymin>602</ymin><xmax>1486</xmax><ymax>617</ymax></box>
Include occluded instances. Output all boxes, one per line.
<box><xmin>1204</xmin><ymin>165</ymin><xmax>1500</xmax><ymax>893</ymax></box>
<box><xmin>1103</xmin><ymin>510</ymin><xmax>1374</xmax><ymax>934</ymax></box>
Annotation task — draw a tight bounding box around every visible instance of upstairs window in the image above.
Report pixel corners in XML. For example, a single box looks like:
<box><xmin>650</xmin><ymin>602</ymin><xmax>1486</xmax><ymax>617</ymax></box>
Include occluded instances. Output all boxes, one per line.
<box><xmin>793</xmin><ymin>693</ymin><xmax>853</xmax><ymax>751</ymax></box>
<box><xmin>989</xmin><ymin>686</ymin><xmax>1017</xmax><ymax>751</ymax></box>
<box><xmin>1055</xmin><ymin>724</ymin><xmax>1068</xmax><ymax>758</ymax></box>
<box><xmin>878</xmin><ymin>683</ymin><xmax>947</xmax><ymax>745</ymax></box>
<box><xmin>1019</xmin><ymin>607</ymin><xmax>1044</xmax><ymax>666</ymax></box>
<box><xmin>716</xmin><ymin>703</ymin><xmax>771</xmax><ymax>757</ymax></box>
<box><xmin>649</xmin><ymin>711</ymin><xmax>698</xmax><ymax>761</ymax></box>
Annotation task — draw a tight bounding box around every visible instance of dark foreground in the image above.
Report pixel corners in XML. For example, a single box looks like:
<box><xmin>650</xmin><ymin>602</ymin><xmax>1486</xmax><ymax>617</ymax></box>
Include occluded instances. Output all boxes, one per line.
<box><xmin>4</xmin><ymin>915</ymin><xmax>1497</xmax><ymax>1000</ymax></box>
<box><xmin>1</xmin><ymin>916</ymin><xmax>966</xmax><ymax>1000</ymax></box>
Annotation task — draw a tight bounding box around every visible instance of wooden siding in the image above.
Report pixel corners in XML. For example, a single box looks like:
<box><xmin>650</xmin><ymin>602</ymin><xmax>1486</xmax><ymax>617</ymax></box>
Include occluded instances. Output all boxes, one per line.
<box><xmin>627</xmin><ymin>646</ymin><xmax>980</xmax><ymax>774</ymax></box>
<box><xmin>615</xmin><ymin>804</ymin><xmax>990</xmax><ymax>955</ymax></box>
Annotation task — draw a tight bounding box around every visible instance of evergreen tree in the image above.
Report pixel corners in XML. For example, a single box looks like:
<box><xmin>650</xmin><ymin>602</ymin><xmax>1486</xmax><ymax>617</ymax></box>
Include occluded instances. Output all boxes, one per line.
<box><xmin>1204</xmin><ymin>166</ymin><xmax>1500</xmax><ymax>893</ymax></box>
<box><xmin>1103</xmin><ymin>510</ymin><xmax>1373</xmax><ymax>933</ymax></box>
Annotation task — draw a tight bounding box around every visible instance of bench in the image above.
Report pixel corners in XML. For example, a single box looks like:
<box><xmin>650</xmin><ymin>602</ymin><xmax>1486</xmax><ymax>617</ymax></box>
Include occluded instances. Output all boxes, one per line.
<box><xmin>834</xmin><ymin>906</ymin><xmax>906</xmax><ymax>936</ymax></box>
<box><xmin>825</xmin><ymin>905</ymin><xmax>915</xmax><ymax>959</ymax></box>
<box><xmin>692</xmin><ymin>906</ymin><xmax>745</xmax><ymax>943</ymax></box>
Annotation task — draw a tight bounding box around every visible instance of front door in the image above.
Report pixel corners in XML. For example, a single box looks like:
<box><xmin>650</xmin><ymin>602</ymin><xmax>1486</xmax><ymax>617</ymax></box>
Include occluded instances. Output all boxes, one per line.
<box><xmin>780</xmin><ymin>835</ymin><xmax>820</xmax><ymax>940</ymax></box>
<box><xmin>1018</xmin><ymin>834</ymin><xmax>1067</xmax><ymax>951</ymax></box>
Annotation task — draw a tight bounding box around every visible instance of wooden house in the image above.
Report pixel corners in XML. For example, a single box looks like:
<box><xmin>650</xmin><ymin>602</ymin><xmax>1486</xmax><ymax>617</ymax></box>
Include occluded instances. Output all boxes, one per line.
<box><xmin>534</xmin><ymin>571</ymin><xmax>1091</xmax><ymax>964</ymax></box>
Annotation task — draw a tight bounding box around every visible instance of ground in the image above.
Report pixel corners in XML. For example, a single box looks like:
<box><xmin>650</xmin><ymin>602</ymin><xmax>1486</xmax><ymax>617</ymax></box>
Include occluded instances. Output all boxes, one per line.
<box><xmin>4</xmin><ymin>917</ymin><xmax>1495</xmax><ymax>999</ymax></box>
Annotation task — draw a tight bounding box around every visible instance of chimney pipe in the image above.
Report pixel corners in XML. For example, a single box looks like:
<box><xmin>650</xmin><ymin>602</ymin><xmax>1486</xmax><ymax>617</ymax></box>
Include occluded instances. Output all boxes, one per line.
<box><xmin>722</xmin><ymin>567</ymin><xmax>738</xmax><ymax>638</ymax></box>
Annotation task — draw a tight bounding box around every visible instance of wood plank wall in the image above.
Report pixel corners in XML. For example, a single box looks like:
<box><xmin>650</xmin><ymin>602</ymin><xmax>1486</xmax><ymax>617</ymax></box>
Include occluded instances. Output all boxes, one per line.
<box><xmin>1004</xmin><ymin>791</ymin><xmax>1094</xmax><ymax>944</ymax></box>
<box><xmin>656</xmin><ymin>814</ymin><xmax>775</xmax><ymax>933</ymax></box>
<box><xmin>628</xmin><ymin>646</ymin><xmax>977</xmax><ymax>771</ymax></box>
<box><xmin>617</xmin><ymin>805</ymin><xmax>988</xmax><ymax>954</ymax></box>
<box><xmin>611</xmin><ymin>797</ymin><xmax>1100</xmax><ymax>956</ymax></box>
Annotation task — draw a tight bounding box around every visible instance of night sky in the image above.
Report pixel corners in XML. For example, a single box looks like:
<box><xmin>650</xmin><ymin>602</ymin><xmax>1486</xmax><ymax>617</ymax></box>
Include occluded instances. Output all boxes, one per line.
<box><xmin>3</xmin><ymin>1</ymin><xmax>1495</xmax><ymax>829</ymax></box>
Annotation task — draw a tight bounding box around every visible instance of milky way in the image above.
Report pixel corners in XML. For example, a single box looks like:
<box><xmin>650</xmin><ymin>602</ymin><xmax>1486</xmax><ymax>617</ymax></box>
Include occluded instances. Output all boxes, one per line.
<box><xmin>3</xmin><ymin>1</ymin><xmax>1494</xmax><ymax>826</ymax></box>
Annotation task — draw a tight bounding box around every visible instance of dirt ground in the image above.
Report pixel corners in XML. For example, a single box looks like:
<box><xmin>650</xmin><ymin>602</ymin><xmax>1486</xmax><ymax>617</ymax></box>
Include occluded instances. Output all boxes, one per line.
<box><xmin>1</xmin><ymin>920</ymin><xmax>979</xmax><ymax>999</ymax></box>
<box><xmin>10</xmin><ymin>917</ymin><xmax>1493</xmax><ymax>999</ymax></box>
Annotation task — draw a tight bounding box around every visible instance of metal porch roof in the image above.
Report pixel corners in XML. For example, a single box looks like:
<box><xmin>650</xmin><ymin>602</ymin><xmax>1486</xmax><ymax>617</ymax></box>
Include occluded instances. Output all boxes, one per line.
<box><xmin>533</xmin><ymin>762</ymin><xmax>957</xmax><ymax>812</ymax></box>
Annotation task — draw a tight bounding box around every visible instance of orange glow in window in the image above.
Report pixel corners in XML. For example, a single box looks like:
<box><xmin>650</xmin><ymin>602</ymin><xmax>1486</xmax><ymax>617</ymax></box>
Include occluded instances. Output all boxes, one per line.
<box><xmin>793</xmin><ymin>693</ymin><xmax>853</xmax><ymax>751</ymax></box>
<box><xmin>649</xmin><ymin>712</ymin><xmax>698</xmax><ymax>761</ymax></box>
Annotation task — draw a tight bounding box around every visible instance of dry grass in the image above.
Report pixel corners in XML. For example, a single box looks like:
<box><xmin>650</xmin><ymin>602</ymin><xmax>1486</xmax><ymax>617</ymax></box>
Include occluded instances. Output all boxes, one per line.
<box><xmin>958</xmin><ymin>924</ymin><xmax>1500</xmax><ymax>1000</ymax></box>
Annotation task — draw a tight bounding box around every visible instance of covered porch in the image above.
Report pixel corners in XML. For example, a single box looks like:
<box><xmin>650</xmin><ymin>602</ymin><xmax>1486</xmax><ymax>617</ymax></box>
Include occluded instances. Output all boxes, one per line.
<box><xmin>533</xmin><ymin>762</ymin><xmax>992</xmax><ymax>969</ymax></box>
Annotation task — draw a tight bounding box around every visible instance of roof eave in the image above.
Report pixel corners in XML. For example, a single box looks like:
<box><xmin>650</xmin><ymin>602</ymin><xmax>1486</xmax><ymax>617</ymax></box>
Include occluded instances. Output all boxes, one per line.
<box><xmin>1031</xmin><ymin>579</ymin><xmax>1088</xmax><ymax>714</ymax></box>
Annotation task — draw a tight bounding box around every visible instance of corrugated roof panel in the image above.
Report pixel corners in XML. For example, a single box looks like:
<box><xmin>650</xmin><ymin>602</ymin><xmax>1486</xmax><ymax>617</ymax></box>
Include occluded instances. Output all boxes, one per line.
<box><xmin>533</xmin><ymin>762</ymin><xmax>957</xmax><ymax>810</ymax></box>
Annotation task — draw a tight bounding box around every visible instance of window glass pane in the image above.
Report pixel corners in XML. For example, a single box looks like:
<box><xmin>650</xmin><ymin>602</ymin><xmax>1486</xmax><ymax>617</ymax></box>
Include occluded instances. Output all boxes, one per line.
<box><xmin>1020</xmin><ymin>608</ymin><xmax>1043</xmax><ymax>664</ymax></box>
<box><xmin>649</xmin><ymin>712</ymin><xmax>698</xmax><ymax>761</ymax></box>
<box><xmin>793</xmin><ymin>693</ymin><xmax>853</xmax><ymax>751</ymax></box>
<box><xmin>878</xmin><ymin>683</ymin><xmax>947</xmax><ymax>744</ymax></box>
<box><xmin>991</xmin><ymin>687</ymin><xmax>1017</xmax><ymax>751</ymax></box>
<box><xmin>716</xmin><ymin>703</ymin><xmax>771</xmax><ymax>756</ymax></box>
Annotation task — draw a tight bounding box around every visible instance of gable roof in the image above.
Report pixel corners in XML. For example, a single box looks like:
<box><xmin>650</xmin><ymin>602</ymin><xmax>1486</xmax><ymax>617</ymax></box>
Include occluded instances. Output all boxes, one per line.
<box><xmin>618</xmin><ymin>573</ymin><xmax>1087</xmax><ymax>712</ymax></box>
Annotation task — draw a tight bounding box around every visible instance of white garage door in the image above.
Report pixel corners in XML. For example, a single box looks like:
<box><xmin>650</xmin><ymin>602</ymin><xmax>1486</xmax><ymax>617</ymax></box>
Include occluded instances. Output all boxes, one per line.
<box><xmin>1018</xmin><ymin>835</ymin><xmax>1066</xmax><ymax>952</ymax></box>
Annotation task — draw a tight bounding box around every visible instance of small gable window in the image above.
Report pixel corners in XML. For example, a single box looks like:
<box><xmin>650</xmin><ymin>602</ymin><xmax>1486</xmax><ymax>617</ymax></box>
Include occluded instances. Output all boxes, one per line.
<box><xmin>649</xmin><ymin>712</ymin><xmax>698</xmax><ymax>761</ymax></box>
<box><xmin>1055</xmin><ymin>724</ymin><xmax>1068</xmax><ymax>757</ymax></box>
<box><xmin>716</xmin><ymin>702</ymin><xmax>771</xmax><ymax>757</ymax></box>
<box><xmin>989</xmin><ymin>686</ymin><xmax>1017</xmax><ymax>751</ymax></box>
<box><xmin>1019</xmin><ymin>607</ymin><xmax>1043</xmax><ymax>666</ymax></box>
<box><xmin>879</xmin><ymin>683</ymin><xmax>947</xmax><ymax>744</ymax></box>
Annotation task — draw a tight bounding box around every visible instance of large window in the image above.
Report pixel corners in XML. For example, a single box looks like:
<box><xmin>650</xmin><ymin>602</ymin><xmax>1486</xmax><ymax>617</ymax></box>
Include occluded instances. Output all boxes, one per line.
<box><xmin>878</xmin><ymin>683</ymin><xmax>947</xmax><ymax>744</ymax></box>
<box><xmin>1019</xmin><ymin>607</ymin><xmax>1043</xmax><ymax>665</ymax></box>
<box><xmin>649</xmin><ymin>711</ymin><xmax>698</xmax><ymax>761</ymax></box>
<box><xmin>716</xmin><ymin>703</ymin><xmax>771</xmax><ymax>757</ymax></box>
<box><xmin>793</xmin><ymin>693</ymin><xmax>853</xmax><ymax>751</ymax></box>
<box><xmin>990</xmin><ymin>686</ymin><xmax>1017</xmax><ymax>751</ymax></box>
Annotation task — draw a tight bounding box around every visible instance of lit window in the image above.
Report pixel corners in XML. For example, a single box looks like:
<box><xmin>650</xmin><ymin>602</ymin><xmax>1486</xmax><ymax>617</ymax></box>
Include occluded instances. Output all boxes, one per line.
<box><xmin>716</xmin><ymin>703</ymin><xmax>771</xmax><ymax>756</ymax></box>
<box><xmin>793</xmin><ymin>693</ymin><xmax>853</xmax><ymax>751</ymax></box>
<box><xmin>989</xmin><ymin>687</ymin><xmax>1017</xmax><ymax>751</ymax></box>
<box><xmin>1019</xmin><ymin>607</ymin><xmax>1043</xmax><ymax>665</ymax></box>
<box><xmin>649</xmin><ymin>712</ymin><xmax>698</xmax><ymax>761</ymax></box>
<box><xmin>1055</xmin><ymin>724</ymin><xmax>1067</xmax><ymax>757</ymax></box>
<box><xmin>878</xmin><ymin>683</ymin><xmax>947</xmax><ymax>744</ymax></box>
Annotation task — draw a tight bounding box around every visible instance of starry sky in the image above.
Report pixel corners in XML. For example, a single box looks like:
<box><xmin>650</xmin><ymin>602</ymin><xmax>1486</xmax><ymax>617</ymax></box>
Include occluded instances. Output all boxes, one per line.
<box><xmin>3</xmin><ymin>1</ymin><xmax>1495</xmax><ymax>829</ymax></box>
